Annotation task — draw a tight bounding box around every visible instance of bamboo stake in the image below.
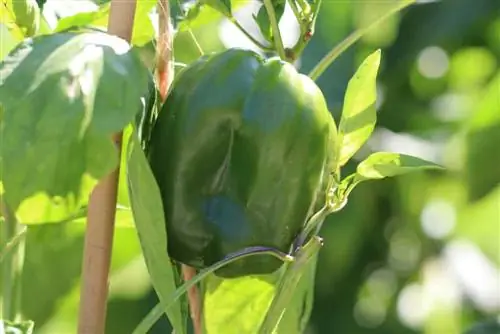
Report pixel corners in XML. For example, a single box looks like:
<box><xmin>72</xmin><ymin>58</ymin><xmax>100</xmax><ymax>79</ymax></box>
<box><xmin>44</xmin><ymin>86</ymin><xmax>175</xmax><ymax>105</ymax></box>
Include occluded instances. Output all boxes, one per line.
<box><xmin>77</xmin><ymin>1</ymin><xmax>137</xmax><ymax>333</ymax></box>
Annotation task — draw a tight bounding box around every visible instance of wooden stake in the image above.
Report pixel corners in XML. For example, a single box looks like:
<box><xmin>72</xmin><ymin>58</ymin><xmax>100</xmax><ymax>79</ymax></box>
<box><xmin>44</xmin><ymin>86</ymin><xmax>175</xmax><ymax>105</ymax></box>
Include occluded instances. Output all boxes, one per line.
<box><xmin>77</xmin><ymin>1</ymin><xmax>137</xmax><ymax>333</ymax></box>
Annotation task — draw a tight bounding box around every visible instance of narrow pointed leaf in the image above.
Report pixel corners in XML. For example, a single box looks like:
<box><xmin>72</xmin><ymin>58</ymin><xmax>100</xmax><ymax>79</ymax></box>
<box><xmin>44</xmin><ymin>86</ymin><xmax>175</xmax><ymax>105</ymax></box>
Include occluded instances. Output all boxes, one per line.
<box><xmin>356</xmin><ymin>152</ymin><xmax>444</xmax><ymax>180</ymax></box>
<box><xmin>337</xmin><ymin>49</ymin><xmax>381</xmax><ymax>168</ymax></box>
<box><xmin>126</xmin><ymin>131</ymin><xmax>187</xmax><ymax>334</ymax></box>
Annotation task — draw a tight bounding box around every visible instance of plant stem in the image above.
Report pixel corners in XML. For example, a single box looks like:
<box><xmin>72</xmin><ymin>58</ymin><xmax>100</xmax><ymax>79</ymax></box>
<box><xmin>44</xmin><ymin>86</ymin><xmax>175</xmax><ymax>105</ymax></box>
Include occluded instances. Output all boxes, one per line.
<box><xmin>262</xmin><ymin>0</ymin><xmax>286</xmax><ymax>60</ymax></box>
<box><xmin>182</xmin><ymin>265</ymin><xmax>202</xmax><ymax>334</ymax></box>
<box><xmin>132</xmin><ymin>247</ymin><xmax>293</xmax><ymax>334</ymax></box>
<box><xmin>1</xmin><ymin>202</ymin><xmax>25</xmax><ymax>322</ymax></box>
<box><xmin>77</xmin><ymin>1</ymin><xmax>138</xmax><ymax>333</ymax></box>
<box><xmin>287</xmin><ymin>0</ymin><xmax>303</xmax><ymax>32</ymax></box>
<box><xmin>308</xmin><ymin>0</ymin><xmax>415</xmax><ymax>81</ymax></box>
<box><xmin>259</xmin><ymin>236</ymin><xmax>323</xmax><ymax>334</ymax></box>
<box><xmin>229</xmin><ymin>18</ymin><xmax>274</xmax><ymax>52</ymax></box>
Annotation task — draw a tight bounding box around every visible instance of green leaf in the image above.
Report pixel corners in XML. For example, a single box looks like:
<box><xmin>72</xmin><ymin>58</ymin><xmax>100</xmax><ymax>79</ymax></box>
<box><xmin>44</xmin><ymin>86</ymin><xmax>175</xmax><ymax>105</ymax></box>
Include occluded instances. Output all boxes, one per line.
<box><xmin>0</xmin><ymin>319</ymin><xmax>34</xmax><ymax>334</ymax></box>
<box><xmin>0</xmin><ymin>0</ymin><xmax>27</xmax><ymax>41</ymax></box>
<box><xmin>336</xmin><ymin>49</ymin><xmax>381</xmax><ymax>168</ymax></box>
<box><xmin>202</xmin><ymin>238</ymin><xmax>321</xmax><ymax>334</ymax></box>
<box><xmin>259</xmin><ymin>236</ymin><xmax>323</xmax><ymax>333</ymax></box>
<box><xmin>0</xmin><ymin>24</ymin><xmax>20</xmax><ymax>61</ymax></box>
<box><xmin>0</xmin><ymin>31</ymin><xmax>150</xmax><ymax>224</ymax></box>
<box><xmin>253</xmin><ymin>0</ymin><xmax>286</xmax><ymax>43</ymax></box>
<box><xmin>202</xmin><ymin>273</ymin><xmax>280</xmax><ymax>333</ymax></box>
<box><xmin>276</xmin><ymin>251</ymin><xmax>318</xmax><ymax>333</ymax></box>
<box><xmin>12</xmin><ymin>0</ymin><xmax>40</xmax><ymax>37</ymax></box>
<box><xmin>356</xmin><ymin>152</ymin><xmax>444</xmax><ymax>180</ymax></box>
<box><xmin>126</xmin><ymin>131</ymin><xmax>187</xmax><ymax>334</ymax></box>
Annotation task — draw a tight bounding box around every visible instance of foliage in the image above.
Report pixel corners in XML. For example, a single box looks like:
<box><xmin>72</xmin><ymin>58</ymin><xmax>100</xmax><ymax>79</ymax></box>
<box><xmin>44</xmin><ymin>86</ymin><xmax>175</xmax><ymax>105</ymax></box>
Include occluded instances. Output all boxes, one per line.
<box><xmin>0</xmin><ymin>0</ymin><xmax>498</xmax><ymax>333</ymax></box>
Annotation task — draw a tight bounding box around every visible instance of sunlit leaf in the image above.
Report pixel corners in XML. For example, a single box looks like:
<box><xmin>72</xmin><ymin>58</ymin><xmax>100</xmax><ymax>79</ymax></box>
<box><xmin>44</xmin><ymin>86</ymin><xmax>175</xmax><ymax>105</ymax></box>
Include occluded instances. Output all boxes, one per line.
<box><xmin>12</xmin><ymin>0</ymin><xmax>40</xmax><ymax>37</ymax></box>
<box><xmin>126</xmin><ymin>131</ymin><xmax>187</xmax><ymax>334</ymax></box>
<box><xmin>356</xmin><ymin>152</ymin><xmax>443</xmax><ymax>180</ymax></box>
<box><xmin>0</xmin><ymin>24</ymin><xmax>21</xmax><ymax>60</ymax></box>
<box><xmin>336</xmin><ymin>49</ymin><xmax>381</xmax><ymax>168</ymax></box>
<box><xmin>0</xmin><ymin>31</ymin><xmax>150</xmax><ymax>224</ymax></box>
<box><xmin>202</xmin><ymin>273</ymin><xmax>279</xmax><ymax>333</ymax></box>
<box><xmin>0</xmin><ymin>0</ymin><xmax>26</xmax><ymax>40</ymax></box>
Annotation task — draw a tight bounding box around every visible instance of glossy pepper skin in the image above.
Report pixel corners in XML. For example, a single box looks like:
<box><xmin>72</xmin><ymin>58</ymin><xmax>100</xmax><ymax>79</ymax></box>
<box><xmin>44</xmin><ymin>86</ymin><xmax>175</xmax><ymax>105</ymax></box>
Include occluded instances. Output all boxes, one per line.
<box><xmin>146</xmin><ymin>48</ymin><xmax>337</xmax><ymax>278</ymax></box>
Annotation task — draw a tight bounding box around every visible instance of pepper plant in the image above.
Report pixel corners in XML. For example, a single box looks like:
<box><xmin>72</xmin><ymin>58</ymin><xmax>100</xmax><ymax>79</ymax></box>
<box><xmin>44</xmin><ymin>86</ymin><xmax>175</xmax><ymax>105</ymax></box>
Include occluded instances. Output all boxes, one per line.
<box><xmin>0</xmin><ymin>0</ymin><xmax>444</xmax><ymax>333</ymax></box>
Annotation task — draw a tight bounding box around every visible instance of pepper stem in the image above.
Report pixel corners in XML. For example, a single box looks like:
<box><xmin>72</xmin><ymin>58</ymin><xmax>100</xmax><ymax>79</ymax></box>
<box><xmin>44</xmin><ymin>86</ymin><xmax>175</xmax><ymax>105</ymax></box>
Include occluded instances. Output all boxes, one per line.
<box><xmin>262</xmin><ymin>0</ymin><xmax>287</xmax><ymax>60</ymax></box>
<box><xmin>132</xmin><ymin>246</ymin><xmax>294</xmax><ymax>333</ymax></box>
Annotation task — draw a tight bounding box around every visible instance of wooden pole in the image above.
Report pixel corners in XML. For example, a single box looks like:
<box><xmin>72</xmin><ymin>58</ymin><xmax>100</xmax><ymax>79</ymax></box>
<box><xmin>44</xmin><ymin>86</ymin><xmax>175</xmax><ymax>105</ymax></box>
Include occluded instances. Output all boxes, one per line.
<box><xmin>77</xmin><ymin>1</ymin><xmax>137</xmax><ymax>333</ymax></box>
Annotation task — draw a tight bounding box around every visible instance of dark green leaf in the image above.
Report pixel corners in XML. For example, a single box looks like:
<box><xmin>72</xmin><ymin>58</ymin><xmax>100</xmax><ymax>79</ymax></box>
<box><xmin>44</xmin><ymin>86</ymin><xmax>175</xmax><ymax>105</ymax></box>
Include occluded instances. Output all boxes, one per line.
<box><xmin>126</xmin><ymin>131</ymin><xmax>186</xmax><ymax>334</ymax></box>
<box><xmin>0</xmin><ymin>319</ymin><xmax>34</xmax><ymax>334</ymax></box>
<box><xmin>356</xmin><ymin>152</ymin><xmax>444</xmax><ymax>180</ymax></box>
<box><xmin>336</xmin><ymin>49</ymin><xmax>381</xmax><ymax>168</ymax></box>
<box><xmin>253</xmin><ymin>0</ymin><xmax>285</xmax><ymax>43</ymax></box>
<box><xmin>0</xmin><ymin>31</ymin><xmax>150</xmax><ymax>224</ymax></box>
<box><xmin>277</xmin><ymin>252</ymin><xmax>318</xmax><ymax>333</ymax></box>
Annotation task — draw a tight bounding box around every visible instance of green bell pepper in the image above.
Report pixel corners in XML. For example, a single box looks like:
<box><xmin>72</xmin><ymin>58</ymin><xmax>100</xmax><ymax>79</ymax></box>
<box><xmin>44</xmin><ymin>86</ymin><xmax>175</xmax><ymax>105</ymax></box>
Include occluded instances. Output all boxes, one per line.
<box><xmin>146</xmin><ymin>48</ymin><xmax>337</xmax><ymax>278</ymax></box>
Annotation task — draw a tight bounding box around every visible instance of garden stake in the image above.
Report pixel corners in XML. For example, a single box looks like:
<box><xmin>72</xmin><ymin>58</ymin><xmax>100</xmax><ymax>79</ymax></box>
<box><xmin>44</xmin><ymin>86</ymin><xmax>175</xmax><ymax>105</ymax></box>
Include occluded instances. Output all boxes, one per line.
<box><xmin>77</xmin><ymin>1</ymin><xmax>138</xmax><ymax>333</ymax></box>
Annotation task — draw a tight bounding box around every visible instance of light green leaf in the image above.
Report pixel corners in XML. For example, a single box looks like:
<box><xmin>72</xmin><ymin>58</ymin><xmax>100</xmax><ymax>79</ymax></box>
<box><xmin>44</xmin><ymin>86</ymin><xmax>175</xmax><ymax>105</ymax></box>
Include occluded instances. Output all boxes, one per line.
<box><xmin>203</xmin><ymin>238</ymin><xmax>321</xmax><ymax>334</ymax></box>
<box><xmin>0</xmin><ymin>31</ymin><xmax>150</xmax><ymax>224</ymax></box>
<box><xmin>0</xmin><ymin>24</ymin><xmax>20</xmax><ymax>61</ymax></box>
<box><xmin>12</xmin><ymin>0</ymin><xmax>40</xmax><ymax>37</ymax></box>
<box><xmin>0</xmin><ymin>0</ymin><xmax>26</xmax><ymax>41</ymax></box>
<box><xmin>356</xmin><ymin>152</ymin><xmax>444</xmax><ymax>180</ymax></box>
<box><xmin>126</xmin><ymin>131</ymin><xmax>186</xmax><ymax>334</ymax></box>
<box><xmin>0</xmin><ymin>319</ymin><xmax>34</xmax><ymax>334</ymax></box>
<box><xmin>202</xmin><ymin>273</ymin><xmax>280</xmax><ymax>333</ymax></box>
<box><xmin>336</xmin><ymin>49</ymin><xmax>381</xmax><ymax>168</ymax></box>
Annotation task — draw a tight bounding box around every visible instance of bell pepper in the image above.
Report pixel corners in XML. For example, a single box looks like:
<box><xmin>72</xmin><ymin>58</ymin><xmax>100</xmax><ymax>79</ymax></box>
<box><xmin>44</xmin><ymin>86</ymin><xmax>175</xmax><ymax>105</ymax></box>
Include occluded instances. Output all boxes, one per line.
<box><xmin>145</xmin><ymin>48</ymin><xmax>337</xmax><ymax>278</ymax></box>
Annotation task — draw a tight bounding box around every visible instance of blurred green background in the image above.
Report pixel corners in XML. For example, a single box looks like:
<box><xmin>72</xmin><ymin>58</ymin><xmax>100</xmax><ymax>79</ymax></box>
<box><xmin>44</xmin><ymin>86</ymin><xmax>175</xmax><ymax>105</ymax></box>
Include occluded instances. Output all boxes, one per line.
<box><xmin>1</xmin><ymin>0</ymin><xmax>499</xmax><ymax>333</ymax></box>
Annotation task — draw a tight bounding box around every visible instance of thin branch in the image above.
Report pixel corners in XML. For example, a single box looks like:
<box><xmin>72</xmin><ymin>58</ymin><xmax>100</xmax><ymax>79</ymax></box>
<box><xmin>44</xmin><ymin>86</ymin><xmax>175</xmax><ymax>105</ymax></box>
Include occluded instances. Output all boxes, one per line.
<box><xmin>262</xmin><ymin>0</ymin><xmax>286</xmax><ymax>59</ymax></box>
<box><xmin>229</xmin><ymin>18</ymin><xmax>274</xmax><ymax>52</ymax></box>
<box><xmin>77</xmin><ymin>1</ymin><xmax>138</xmax><ymax>333</ymax></box>
<box><xmin>308</xmin><ymin>0</ymin><xmax>415</xmax><ymax>81</ymax></box>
